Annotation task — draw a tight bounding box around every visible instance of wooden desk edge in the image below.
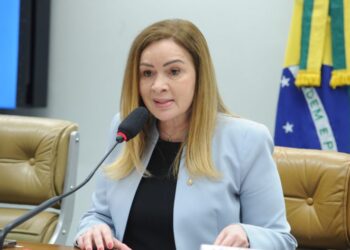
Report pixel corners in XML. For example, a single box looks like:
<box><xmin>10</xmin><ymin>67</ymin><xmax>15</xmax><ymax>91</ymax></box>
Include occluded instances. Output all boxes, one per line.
<box><xmin>5</xmin><ymin>241</ymin><xmax>79</xmax><ymax>250</ymax></box>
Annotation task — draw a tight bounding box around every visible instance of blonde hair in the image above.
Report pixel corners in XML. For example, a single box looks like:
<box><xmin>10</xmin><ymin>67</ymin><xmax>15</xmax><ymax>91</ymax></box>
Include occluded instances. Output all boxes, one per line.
<box><xmin>105</xmin><ymin>19</ymin><xmax>230</xmax><ymax>179</ymax></box>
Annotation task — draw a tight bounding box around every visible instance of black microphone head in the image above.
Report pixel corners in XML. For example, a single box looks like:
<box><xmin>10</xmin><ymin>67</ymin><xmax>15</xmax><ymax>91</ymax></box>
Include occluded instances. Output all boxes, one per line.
<box><xmin>116</xmin><ymin>107</ymin><xmax>149</xmax><ymax>142</ymax></box>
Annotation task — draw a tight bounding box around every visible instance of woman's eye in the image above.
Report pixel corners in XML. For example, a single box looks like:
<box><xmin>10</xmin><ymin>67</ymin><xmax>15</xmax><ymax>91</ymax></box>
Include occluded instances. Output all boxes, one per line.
<box><xmin>170</xmin><ymin>68</ymin><xmax>180</xmax><ymax>76</ymax></box>
<box><xmin>142</xmin><ymin>70</ymin><xmax>153</xmax><ymax>77</ymax></box>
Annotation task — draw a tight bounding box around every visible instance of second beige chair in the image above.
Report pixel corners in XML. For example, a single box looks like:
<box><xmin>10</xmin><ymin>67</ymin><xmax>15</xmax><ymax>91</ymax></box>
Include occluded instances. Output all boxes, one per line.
<box><xmin>274</xmin><ymin>146</ymin><xmax>350</xmax><ymax>250</ymax></box>
<box><xmin>0</xmin><ymin>114</ymin><xmax>79</xmax><ymax>244</ymax></box>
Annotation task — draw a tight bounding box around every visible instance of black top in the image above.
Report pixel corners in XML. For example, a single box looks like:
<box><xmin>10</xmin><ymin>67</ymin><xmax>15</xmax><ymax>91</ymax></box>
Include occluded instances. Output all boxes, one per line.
<box><xmin>123</xmin><ymin>139</ymin><xmax>181</xmax><ymax>250</ymax></box>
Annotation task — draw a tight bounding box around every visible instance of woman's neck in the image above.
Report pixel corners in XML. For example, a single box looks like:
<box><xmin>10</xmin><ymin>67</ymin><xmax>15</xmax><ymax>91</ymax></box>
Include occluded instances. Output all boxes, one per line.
<box><xmin>158</xmin><ymin>120</ymin><xmax>189</xmax><ymax>142</ymax></box>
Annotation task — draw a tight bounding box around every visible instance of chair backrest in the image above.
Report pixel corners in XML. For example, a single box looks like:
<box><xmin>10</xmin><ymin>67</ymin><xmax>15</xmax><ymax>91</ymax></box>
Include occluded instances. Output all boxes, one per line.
<box><xmin>0</xmin><ymin>114</ymin><xmax>79</xmax><ymax>244</ymax></box>
<box><xmin>274</xmin><ymin>146</ymin><xmax>350</xmax><ymax>249</ymax></box>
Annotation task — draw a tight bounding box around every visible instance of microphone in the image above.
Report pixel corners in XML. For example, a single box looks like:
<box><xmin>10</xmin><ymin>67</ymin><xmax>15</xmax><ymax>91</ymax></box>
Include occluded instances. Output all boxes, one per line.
<box><xmin>0</xmin><ymin>107</ymin><xmax>149</xmax><ymax>250</ymax></box>
<box><xmin>116</xmin><ymin>106</ymin><xmax>149</xmax><ymax>142</ymax></box>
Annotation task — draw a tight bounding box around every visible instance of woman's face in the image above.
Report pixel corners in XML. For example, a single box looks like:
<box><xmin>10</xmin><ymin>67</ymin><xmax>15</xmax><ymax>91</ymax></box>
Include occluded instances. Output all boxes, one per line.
<box><xmin>139</xmin><ymin>39</ymin><xmax>196</xmax><ymax>125</ymax></box>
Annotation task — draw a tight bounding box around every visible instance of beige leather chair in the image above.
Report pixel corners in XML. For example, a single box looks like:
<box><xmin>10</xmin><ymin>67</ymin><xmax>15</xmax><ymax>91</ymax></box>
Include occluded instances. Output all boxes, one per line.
<box><xmin>274</xmin><ymin>146</ymin><xmax>350</xmax><ymax>250</ymax></box>
<box><xmin>0</xmin><ymin>115</ymin><xmax>79</xmax><ymax>244</ymax></box>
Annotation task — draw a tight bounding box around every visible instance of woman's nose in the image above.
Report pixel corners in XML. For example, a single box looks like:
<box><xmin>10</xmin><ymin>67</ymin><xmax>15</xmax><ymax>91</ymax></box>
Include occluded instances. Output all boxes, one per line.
<box><xmin>151</xmin><ymin>74</ymin><xmax>168</xmax><ymax>92</ymax></box>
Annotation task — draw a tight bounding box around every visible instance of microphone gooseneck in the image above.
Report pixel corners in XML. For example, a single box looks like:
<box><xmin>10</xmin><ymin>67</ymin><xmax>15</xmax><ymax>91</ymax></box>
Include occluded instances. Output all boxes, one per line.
<box><xmin>0</xmin><ymin>107</ymin><xmax>149</xmax><ymax>250</ymax></box>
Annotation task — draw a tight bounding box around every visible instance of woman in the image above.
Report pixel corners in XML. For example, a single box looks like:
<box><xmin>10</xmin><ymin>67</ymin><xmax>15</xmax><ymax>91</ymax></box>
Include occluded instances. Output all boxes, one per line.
<box><xmin>76</xmin><ymin>19</ymin><xmax>297</xmax><ymax>250</ymax></box>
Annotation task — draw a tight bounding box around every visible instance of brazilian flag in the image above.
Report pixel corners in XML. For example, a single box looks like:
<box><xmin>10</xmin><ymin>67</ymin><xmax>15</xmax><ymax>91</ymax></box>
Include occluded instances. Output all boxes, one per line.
<box><xmin>274</xmin><ymin>0</ymin><xmax>350</xmax><ymax>153</ymax></box>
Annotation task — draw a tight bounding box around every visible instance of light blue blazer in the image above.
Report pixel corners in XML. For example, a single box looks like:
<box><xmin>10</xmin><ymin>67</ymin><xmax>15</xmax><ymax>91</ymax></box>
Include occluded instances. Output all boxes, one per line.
<box><xmin>76</xmin><ymin>113</ymin><xmax>297</xmax><ymax>250</ymax></box>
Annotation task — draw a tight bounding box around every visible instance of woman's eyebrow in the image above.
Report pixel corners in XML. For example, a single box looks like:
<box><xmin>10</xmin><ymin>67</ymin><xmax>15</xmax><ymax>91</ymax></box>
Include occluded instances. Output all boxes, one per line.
<box><xmin>163</xmin><ymin>59</ymin><xmax>185</xmax><ymax>67</ymax></box>
<box><xmin>139</xmin><ymin>59</ymin><xmax>185</xmax><ymax>68</ymax></box>
<box><xmin>139</xmin><ymin>62</ymin><xmax>154</xmax><ymax>67</ymax></box>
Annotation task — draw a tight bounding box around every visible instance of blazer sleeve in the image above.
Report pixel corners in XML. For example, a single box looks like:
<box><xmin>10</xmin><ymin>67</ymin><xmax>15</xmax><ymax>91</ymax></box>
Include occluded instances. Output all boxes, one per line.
<box><xmin>238</xmin><ymin>124</ymin><xmax>297</xmax><ymax>250</ymax></box>
<box><xmin>74</xmin><ymin>113</ymin><xmax>121</xmax><ymax>241</ymax></box>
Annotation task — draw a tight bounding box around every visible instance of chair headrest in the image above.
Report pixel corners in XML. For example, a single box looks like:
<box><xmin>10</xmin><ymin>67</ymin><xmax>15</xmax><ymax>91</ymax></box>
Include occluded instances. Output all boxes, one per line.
<box><xmin>274</xmin><ymin>146</ymin><xmax>350</xmax><ymax>249</ymax></box>
<box><xmin>0</xmin><ymin>115</ymin><xmax>78</xmax><ymax>206</ymax></box>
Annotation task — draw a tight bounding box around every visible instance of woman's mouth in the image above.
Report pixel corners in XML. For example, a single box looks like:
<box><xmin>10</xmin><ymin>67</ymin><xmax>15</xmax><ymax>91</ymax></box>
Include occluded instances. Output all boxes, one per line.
<box><xmin>154</xmin><ymin>99</ymin><xmax>174</xmax><ymax>108</ymax></box>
